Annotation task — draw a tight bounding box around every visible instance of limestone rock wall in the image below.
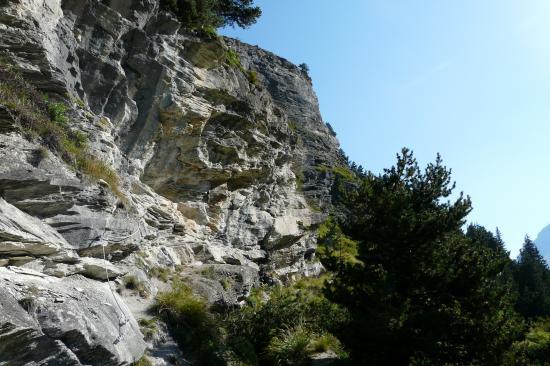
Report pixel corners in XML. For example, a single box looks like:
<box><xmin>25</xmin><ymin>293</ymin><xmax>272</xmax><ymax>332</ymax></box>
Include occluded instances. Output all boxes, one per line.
<box><xmin>0</xmin><ymin>0</ymin><xmax>346</xmax><ymax>364</ymax></box>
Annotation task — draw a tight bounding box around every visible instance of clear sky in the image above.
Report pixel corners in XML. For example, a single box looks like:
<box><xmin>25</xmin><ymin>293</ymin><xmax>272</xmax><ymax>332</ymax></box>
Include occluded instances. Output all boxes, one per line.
<box><xmin>222</xmin><ymin>0</ymin><xmax>550</xmax><ymax>257</ymax></box>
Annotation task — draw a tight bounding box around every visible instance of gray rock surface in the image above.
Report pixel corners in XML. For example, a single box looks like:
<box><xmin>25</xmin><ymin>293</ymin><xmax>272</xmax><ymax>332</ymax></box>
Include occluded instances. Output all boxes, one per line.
<box><xmin>0</xmin><ymin>197</ymin><xmax>71</xmax><ymax>258</ymax></box>
<box><xmin>0</xmin><ymin>0</ymin><xmax>346</xmax><ymax>363</ymax></box>
<box><xmin>0</xmin><ymin>267</ymin><xmax>146</xmax><ymax>366</ymax></box>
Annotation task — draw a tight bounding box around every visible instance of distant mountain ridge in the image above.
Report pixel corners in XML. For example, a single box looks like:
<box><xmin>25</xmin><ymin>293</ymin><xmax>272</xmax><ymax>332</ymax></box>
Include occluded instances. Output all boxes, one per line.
<box><xmin>535</xmin><ymin>224</ymin><xmax>550</xmax><ymax>263</ymax></box>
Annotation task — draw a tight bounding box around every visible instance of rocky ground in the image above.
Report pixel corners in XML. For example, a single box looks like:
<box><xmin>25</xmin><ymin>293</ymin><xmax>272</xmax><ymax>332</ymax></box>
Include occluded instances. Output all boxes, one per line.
<box><xmin>0</xmin><ymin>0</ymin><xmax>346</xmax><ymax>364</ymax></box>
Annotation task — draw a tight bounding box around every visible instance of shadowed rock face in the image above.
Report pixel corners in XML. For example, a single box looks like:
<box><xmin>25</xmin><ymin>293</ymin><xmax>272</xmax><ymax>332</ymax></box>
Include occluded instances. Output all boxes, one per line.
<box><xmin>0</xmin><ymin>0</ymin><xmax>346</xmax><ymax>363</ymax></box>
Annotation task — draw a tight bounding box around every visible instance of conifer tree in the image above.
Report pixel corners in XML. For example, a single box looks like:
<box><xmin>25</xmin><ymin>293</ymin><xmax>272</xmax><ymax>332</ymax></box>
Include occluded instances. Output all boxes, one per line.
<box><xmin>319</xmin><ymin>148</ymin><xmax>521</xmax><ymax>365</ymax></box>
<box><xmin>512</xmin><ymin>237</ymin><xmax>550</xmax><ymax>318</ymax></box>
<box><xmin>466</xmin><ymin>224</ymin><xmax>509</xmax><ymax>257</ymax></box>
<box><xmin>161</xmin><ymin>0</ymin><xmax>261</xmax><ymax>30</ymax></box>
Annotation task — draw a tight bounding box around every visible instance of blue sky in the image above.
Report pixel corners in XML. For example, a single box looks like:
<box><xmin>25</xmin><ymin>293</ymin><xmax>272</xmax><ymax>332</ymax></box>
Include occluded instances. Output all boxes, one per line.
<box><xmin>222</xmin><ymin>0</ymin><xmax>550</xmax><ymax>257</ymax></box>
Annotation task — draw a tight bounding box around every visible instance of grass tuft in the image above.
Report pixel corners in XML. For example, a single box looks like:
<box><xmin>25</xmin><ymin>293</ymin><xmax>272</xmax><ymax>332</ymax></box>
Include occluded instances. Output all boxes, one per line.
<box><xmin>288</xmin><ymin>120</ymin><xmax>298</xmax><ymax>132</ymax></box>
<box><xmin>132</xmin><ymin>355</ymin><xmax>153</xmax><ymax>366</ymax></box>
<box><xmin>310</xmin><ymin>332</ymin><xmax>345</xmax><ymax>356</ymax></box>
<box><xmin>156</xmin><ymin>281</ymin><xmax>209</xmax><ymax>326</ymax></box>
<box><xmin>225</xmin><ymin>49</ymin><xmax>242</xmax><ymax>69</ymax></box>
<box><xmin>200</xmin><ymin>265</ymin><xmax>216</xmax><ymax>279</ymax></box>
<box><xmin>138</xmin><ymin>318</ymin><xmax>158</xmax><ymax>341</ymax></box>
<box><xmin>155</xmin><ymin>280</ymin><xmax>224</xmax><ymax>364</ymax></box>
<box><xmin>76</xmin><ymin>155</ymin><xmax>124</xmax><ymax>201</ymax></box>
<box><xmin>266</xmin><ymin>325</ymin><xmax>312</xmax><ymax>366</ymax></box>
<box><xmin>149</xmin><ymin>266</ymin><xmax>171</xmax><ymax>282</ymax></box>
<box><xmin>247</xmin><ymin>70</ymin><xmax>258</xmax><ymax>85</ymax></box>
<box><xmin>124</xmin><ymin>275</ymin><xmax>149</xmax><ymax>298</ymax></box>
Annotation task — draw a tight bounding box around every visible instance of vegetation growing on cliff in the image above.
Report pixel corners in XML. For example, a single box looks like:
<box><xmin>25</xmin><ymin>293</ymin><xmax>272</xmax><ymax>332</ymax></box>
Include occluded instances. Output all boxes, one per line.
<box><xmin>160</xmin><ymin>0</ymin><xmax>261</xmax><ymax>31</ymax></box>
<box><xmin>0</xmin><ymin>63</ymin><xmax>124</xmax><ymax>201</ymax></box>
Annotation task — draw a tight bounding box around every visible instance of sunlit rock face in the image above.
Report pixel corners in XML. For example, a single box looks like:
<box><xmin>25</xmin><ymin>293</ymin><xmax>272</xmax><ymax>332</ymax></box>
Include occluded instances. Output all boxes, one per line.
<box><xmin>0</xmin><ymin>0</ymin><xmax>345</xmax><ymax>363</ymax></box>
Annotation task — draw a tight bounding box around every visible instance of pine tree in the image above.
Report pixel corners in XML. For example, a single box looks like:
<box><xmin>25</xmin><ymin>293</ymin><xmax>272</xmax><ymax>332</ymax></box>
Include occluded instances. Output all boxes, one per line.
<box><xmin>319</xmin><ymin>148</ymin><xmax>522</xmax><ymax>365</ymax></box>
<box><xmin>216</xmin><ymin>0</ymin><xmax>262</xmax><ymax>28</ymax></box>
<box><xmin>161</xmin><ymin>0</ymin><xmax>261</xmax><ymax>30</ymax></box>
<box><xmin>466</xmin><ymin>224</ymin><xmax>509</xmax><ymax>257</ymax></box>
<box><xmin>512</xmin><ymin>237</ymin><xmax>550</xmax><ymax>318</ymax></box>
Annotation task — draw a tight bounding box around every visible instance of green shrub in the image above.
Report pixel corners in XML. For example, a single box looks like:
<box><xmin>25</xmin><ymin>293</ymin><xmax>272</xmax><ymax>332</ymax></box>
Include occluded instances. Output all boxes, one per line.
<box><xmin>30</xmin><ymin>146</ymin><xmax>49</xmax><ymax>166</ymax></box>
<box><xmin>18</xmin><ymin>297</ymin><xmax>36</xmax><ymax>313</ymax></box>
<box><xmin>73</xmin><ymin>130</ymin><xmax>88</xmax><ymax>146</ymax></box>
<box><xmin>157</xmin><ymin>281</ymin><xmax>209</xmax><ymax>326</ymax></box>
<box><xmin>325</xmin><ymin>122</ymin><xmax>337</xmax><ymax>136</ymax></box>
<box><xmin>48</xmin><ymin>102</ymin><xmax>69</xmax><ymax>125</ymax></box>
<box><xmin>224</xmin><ymin>281</ymin><xmax>349</xmax><ymax>364</ymax></box>
<box><xmin>298</xmin><ymin>63</ymin><xmax>309</xmax><ymax>75</ymax></box>
<box><xmin>153</xmin><ymin>278</ymin><xmax>348</xmax><ymax>365</ymax></box>
<box><xmin>290</xmin><ymin>162</ymin><xmax>305</xmax><ymax>191</ymax></box>
<box><xmin>316</xmin><ymin>218</ymin><xmax>360</xmax><ymax>267</ymax></box>
<box><xmin>331</xmin><ymin>166</ymin><xmax>355</xmax><ymax>181</ymax></box>
<box><xmin>224</xmin><ymin>49</ymin><xmax>262</xmax><ymax>87</ymax></box>
<box><xmin>504</xmin><ymin>318</ymin><xmax>550</xmax><ymax>365</ymax></box>
<box><xmin>161</xmin><ymin>0</ymin><xmax>221</xmax><ymax>30</ymax></box>
<box><xmin>77</xmin><ymin>155</ymin><xmax>125</xmax><ymax>202</ymax></box>
<box><xmin>315</xmin><ymin>165</ymin><xmax>329</xmax><ymax>174</ymax></box>
<box><xmin>98</xmin><ymin>116</ymin><xmax>110</xmax><ymax>128</ymax></box>
<box><xmin>155</xmin><ymin>281</ymin><xmax>225</xmax><ymax>364</ymax></box>
<box><xmin>73</xmin><ymin>97</ymin><xmax>86</xmax><ymax>109</ymax></box>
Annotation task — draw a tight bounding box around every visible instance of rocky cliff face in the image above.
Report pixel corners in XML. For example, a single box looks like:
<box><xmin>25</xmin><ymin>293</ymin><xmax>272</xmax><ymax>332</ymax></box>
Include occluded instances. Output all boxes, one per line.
<box><xmin>0</xmin><ymin>0</ymin><xmax>345</xmax><ymax>364</ymax></box>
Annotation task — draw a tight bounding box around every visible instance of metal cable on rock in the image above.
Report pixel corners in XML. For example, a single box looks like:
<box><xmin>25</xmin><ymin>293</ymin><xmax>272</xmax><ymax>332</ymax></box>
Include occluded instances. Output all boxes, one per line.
<box><xmin>101</xmin><ymin>205</ymin><xmax>129</xmax><ymax>344</ymax></box>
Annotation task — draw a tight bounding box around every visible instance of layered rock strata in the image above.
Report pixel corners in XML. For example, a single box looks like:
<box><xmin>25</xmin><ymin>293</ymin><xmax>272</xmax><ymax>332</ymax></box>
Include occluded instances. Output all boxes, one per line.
<box><xmin>0</xmin><ymin>0</ymin><xmax>346</xmax><ymax>363</ymax></box>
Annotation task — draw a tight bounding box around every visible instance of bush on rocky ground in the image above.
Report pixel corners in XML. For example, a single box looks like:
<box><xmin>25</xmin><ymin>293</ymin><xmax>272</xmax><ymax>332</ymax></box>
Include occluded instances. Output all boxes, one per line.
<box><xmin>154</xmin><ymin>276</ymin><xmax>349</xmax><ymax>365</ymax></box>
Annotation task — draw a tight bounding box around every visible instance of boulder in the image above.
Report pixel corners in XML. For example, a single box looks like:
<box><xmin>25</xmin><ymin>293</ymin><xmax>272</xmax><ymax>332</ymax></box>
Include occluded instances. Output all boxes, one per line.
<box><xmin>0</xmin><ymin>198</ymin><xmax>70</xmax><ymax>258</ymax></box>
<box><xmin>0</xmin><ymin>267</ymin><xmax>146</xmax><ymax>365</ymax></box>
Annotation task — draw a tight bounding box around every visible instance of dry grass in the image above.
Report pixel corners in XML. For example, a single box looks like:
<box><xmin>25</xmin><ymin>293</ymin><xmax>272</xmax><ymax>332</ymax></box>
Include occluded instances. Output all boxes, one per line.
<box><xmin>76</xmin><ymin>155</ymin><xmax>124</xmax><ymax>202</ymax></box>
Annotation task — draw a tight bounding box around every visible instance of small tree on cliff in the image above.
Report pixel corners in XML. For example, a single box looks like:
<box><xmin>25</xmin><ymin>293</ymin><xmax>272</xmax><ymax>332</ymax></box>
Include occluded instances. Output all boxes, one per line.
<box><xmin>299</xmin><ymin>63</ymin><xmax>310</xmax><ymax>75</ymax></box>
<box><xmin>319</xmin><ymin>148</ymin><xmax>522</xmax><ymax>365</ymax></box>
<box><xmin>160</xmin><ymin>0</ymin><xmax>261</xmax><ymax>30</ymax></box>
